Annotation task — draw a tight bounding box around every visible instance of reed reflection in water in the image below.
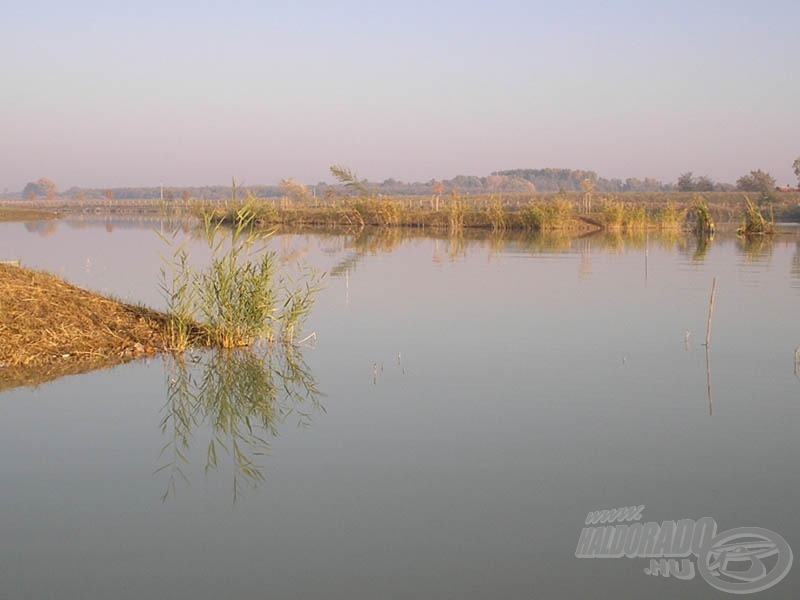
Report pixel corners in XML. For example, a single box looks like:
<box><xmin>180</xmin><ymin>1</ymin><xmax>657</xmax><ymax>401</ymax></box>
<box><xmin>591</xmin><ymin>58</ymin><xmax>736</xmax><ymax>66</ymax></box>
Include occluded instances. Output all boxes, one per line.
<box><xmin>157</xmin><ymin>344</ymin><xmax>322</xmax><ymax>502</ymax></box>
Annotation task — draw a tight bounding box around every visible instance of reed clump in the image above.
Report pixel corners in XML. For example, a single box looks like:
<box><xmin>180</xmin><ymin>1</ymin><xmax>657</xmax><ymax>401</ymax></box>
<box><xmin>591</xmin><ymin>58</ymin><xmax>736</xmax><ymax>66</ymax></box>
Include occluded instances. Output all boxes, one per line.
<box><xmin>599</xmin><ymin>199</ymin><xmax>650</xmax><ymax>230</ymax></box>
<box><xmin>486</xmin><ymin>199</ymin><xmax>507</xmax><ymax>231</ymax></box>
<box><xmin>351</xmin><ymin>198</ymin><xmax>403</xmax><ymax>227</ymax></box>
<box><xmin>447</xmin><ymin>194</ymin><xmax>466</xmax><ymax>231</ymax></box>
<box><xmin>159</xmin><ymin>204</ymin><xmax>322</xmax><ymax>350</ymax></box>
<box><xmin>519</xmin><ymin>197</ymin><xmax>575</xmax><ymax>230</ymax></box>
<box><xmin>737</xmin><ymin>197</ymin><xmax>775</xmax><ymax>236</ymax></box>
<box><xmin>654</xmin><ymin>203</ymin><xmax>686</xmax><ymax>230</ymax></box>
<box><xmin>689</xmin><ymin>197</ymin><xmax>716</xmax><ymax>236</ymax></box>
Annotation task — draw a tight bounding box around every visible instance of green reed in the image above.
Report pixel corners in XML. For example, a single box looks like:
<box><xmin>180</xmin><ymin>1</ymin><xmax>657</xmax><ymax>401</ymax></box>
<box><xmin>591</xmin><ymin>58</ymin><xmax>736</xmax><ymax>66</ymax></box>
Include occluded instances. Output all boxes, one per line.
<box><xmin>159</xmin><ymin>200</ymin><xmax>322</xmax><ymax>350</ymax></box>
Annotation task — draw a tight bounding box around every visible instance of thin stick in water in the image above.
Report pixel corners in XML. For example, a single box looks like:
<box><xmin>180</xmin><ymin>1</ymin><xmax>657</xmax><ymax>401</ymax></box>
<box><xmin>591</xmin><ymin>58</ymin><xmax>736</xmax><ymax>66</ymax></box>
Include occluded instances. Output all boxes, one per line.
<box><xmin>705</xmin><ymin>277</ymin><xmax>717</xmax><ymax>347</ymax></box>
<box><xmin>706</xmin><ymin>345</ymin><xmax>713</xmax><ymax>416</ymax></box>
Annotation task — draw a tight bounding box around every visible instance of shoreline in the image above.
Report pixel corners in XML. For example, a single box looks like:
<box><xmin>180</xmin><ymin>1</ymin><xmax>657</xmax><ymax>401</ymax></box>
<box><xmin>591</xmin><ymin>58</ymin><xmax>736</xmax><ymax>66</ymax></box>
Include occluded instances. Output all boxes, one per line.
<box><xmin>0</xmin><ymin>264</ymin><xmax>194</xmax><ymax>390</ymax></box>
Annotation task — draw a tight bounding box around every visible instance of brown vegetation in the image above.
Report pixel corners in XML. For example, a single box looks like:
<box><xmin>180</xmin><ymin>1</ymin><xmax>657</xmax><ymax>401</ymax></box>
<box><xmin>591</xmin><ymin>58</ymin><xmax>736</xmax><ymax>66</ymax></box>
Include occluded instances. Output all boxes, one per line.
<box><xmin>0</xmin><ymin>206</ymin><xmax>59</xmax><ymax>222</ymax></box>
<box><xmin>0</xmin><ymin>264</ymin><xmax>203</xmax><ymax>389</ymax></box>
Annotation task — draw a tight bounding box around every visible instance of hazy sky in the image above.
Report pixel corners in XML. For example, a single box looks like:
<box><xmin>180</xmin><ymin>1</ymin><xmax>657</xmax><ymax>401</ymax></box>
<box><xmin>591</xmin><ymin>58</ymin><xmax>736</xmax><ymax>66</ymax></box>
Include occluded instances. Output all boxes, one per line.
<box><xmin>2</xmin><ymin>0</ymin><xmax>799</xmax><ymax>191</ymax></box>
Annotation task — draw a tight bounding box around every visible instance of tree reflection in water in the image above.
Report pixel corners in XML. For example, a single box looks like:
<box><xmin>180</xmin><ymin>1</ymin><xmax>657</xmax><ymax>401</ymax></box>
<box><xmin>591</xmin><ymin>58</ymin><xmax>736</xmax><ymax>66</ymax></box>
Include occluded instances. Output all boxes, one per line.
<box><xmin>157</xmin><ymin>344</ymin><xmax>321</xmax><ymax>501</ymax></box>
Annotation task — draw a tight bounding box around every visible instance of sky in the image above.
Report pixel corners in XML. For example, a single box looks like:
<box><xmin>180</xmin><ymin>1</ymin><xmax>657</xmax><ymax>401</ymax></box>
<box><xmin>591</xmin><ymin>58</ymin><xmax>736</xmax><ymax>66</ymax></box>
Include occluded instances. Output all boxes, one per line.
<box><xmin>2</xmin><ymin>0</ymin><xmax>799</xmax><ymax>191</ymax></box>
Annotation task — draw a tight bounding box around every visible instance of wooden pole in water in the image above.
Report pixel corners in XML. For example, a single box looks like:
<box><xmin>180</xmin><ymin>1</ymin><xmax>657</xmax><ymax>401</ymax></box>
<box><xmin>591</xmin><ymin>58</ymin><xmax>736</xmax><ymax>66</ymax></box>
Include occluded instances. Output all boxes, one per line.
<box><xmin>705</xmin><ymin>277</ymin><xmax>717</xmax><ymax>347</ymax></box>
<box><xmin>706</xmin><ymin>345</ymin><xmax>713</xmax><ymax>416</ymax></box>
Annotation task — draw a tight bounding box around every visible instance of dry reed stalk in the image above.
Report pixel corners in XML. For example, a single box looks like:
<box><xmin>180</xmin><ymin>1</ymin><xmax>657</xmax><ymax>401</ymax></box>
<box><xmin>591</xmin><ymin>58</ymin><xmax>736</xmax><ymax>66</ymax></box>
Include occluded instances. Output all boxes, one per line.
<box><xmin>705</xmin><ymin>277</ymin><xmax>717</xmax><ymax>347</ymax></box>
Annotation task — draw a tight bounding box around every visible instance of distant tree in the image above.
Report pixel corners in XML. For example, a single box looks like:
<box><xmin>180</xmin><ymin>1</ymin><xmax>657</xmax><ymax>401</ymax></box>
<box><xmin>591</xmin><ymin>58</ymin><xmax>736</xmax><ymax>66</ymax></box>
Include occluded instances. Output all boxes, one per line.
<box><xmin>623</xmin><ymin>177</ymin><xmax>639</xmax><ymax>192</ymax></box>
<box><xmin>486</xmin><ymin>175</ymin><xmax>507</xmax><ymax>192</ymax></box>
<box><xmin>37</xmin><ymin>177</ymin><xmax>57</xmax><ymax>200</ymax></box>
<box><xmin>22</xmin><ymin>181</ymin><xmax>42</xmax><ymax>201</ymax></box>
<box><xmin>182</xmin><ymin>189</ymin><xmax>191</xmax><ymax>202</ymax></box>
<box><xmin>677</xmin><ymin>172</ymin><xmax>695</xmax><ymax>192</ymax></box>
<box><xmin>104</xmin><ymin>189</ymin><xmax>115</xmax><ymax>201</ymax></box>
<box><xmin>793</xmin><ymin>156</ymin><xmax>800</xmax><ymax>188</ymax></box>
<box><xmin>694</xmin><ymin>175</ymin><xmax>715</xmax><ymax>192</ymax></box>
<box><xmin>22</xmin><ymin>179</ymin><xmax>58</xmax><ymax>200</ymax></box>
<box><xmin>676</xmin><ymin>172</ymin><xmax>713</xmax><ymax>192</ymax></box>
<box><xmin>736</xmin><ymin>170</ymin><xmax>776</xmax><ymax>197</ymax></box>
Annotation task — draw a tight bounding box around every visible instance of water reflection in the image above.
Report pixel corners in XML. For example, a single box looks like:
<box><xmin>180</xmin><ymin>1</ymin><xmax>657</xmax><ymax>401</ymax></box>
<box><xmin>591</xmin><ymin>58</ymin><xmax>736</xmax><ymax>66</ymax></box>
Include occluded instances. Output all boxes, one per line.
<box><xmin>24</xmin><ymin>220</ymin><xmax>58</xmax><ymax>237</ymax></box>
<box><xmin>737</xmin><ymin>235</ymin><xmax>774</xmax><ymax>263</ymax></box>
<box><xmin>22</xmin><ymin>215</ymin><xmax>199</xmax><ymax>237</ymax></box>
<box><xmin>158</xmin><ymin>345</ymin><xmax>321</xmax><ymax>502</ymax></box>
<box><xmin>706</xmin><ymin>345</ymin><xmax>714</xmax><ymax>416</ymax></box>
<box><xmin>322</xmin><ymin>228</ymin><xmax>725</xmax><ymax>287</ymax></box>
<box><xmin>328</xmin><ymin>228</ymin><xmax>638</xmax><ymax>278</ymax></box>
<box><xmin>692</xmin><ymin>234</ymin><xmax>713</xmax><ymax>262</ymax></box>
<box><xmin>794</xmin><ymin>347</ymin><xmax>800</xmax><ymax>381</ymax></box>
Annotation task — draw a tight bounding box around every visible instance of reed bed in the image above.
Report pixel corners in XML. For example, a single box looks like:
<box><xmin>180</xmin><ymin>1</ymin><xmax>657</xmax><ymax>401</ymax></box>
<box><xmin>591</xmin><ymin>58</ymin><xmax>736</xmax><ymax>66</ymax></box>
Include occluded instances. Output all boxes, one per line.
<box><xmin>199</xmin><ymin>189</ymin><xmax>788</xmax><ymax>236</ymax></box>
<box><xmin>3</xmin><ymin>189</ymin><xmax>799</xmax><ymax>225</ymax></box>
<box><xmin>200</xmin><ymin>196</ymin><xmax>600</xmax><ymax>233</ymax></box>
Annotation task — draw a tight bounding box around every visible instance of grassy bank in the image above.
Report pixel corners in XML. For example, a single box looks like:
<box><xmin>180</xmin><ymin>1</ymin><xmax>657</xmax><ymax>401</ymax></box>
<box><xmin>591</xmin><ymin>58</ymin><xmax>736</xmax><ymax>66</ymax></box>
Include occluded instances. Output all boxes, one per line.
<box><xmin>1</xmin><ymin>203</ymin><xmax>321</xmax><ymax>389</ymax></box>
<box><xmin>0</xmin><ymin>264</ymin><xmax>206</xmax><ymax>390</ymax></box>
<box><xmin>4</xmin><ymin>189</ymin><xmax>798</xmax><ymax>228</ymax></box>
<box><xmin>0</xmin><ymin>205</ymin><xmax>60</xmax><ymax>222</ymax></box>
<box><xmin>193</xmin><ymin>190</ymin><xmax>800</xmax><ymax>234</ymax></box>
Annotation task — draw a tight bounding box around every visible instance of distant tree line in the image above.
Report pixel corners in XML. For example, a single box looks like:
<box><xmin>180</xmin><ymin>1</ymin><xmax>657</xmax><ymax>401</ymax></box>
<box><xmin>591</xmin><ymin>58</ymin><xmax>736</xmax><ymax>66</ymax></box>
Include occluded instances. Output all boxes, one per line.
<box><xmin>493</xmin><ymin>168</ymin><xmax>676</xmax><ymax>193</ymax></box>
<box><xmin>677</xmin><ymin>172</ymin><xmax>715</xmax><ymax>192</ymax></box>
<box><xmin>10</xmin><ymin>159</ymin><xmax>799</xmax><ymax>202</ymax></box>
<box><xmin>734</xmin><ymin>169</ymin><xmax>781</xmax><ymax>201</ymax></box>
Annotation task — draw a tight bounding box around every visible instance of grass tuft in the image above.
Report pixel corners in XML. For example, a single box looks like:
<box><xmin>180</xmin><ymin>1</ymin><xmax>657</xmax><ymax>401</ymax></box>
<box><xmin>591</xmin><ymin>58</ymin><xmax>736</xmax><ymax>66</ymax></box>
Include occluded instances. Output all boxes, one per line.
<box><xmin>737</xmin><ymin>196</ymin><xmax>775</xmax><ymax>236</ymax></box>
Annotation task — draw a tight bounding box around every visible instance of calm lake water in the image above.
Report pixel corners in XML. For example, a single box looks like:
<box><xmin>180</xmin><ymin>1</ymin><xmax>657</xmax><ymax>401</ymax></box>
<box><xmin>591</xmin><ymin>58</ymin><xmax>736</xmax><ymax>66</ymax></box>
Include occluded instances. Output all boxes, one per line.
<box><xmin>1</xmin><ymin>218</ymin><xmax>799</xmax><ymax>599</ymax></box>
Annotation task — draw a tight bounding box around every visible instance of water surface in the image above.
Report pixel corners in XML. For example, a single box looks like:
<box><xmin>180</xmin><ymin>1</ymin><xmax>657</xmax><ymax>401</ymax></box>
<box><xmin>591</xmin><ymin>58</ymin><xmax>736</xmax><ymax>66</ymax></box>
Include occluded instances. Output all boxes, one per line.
<box><xmin>1</xmin><ymin>219</ymin><xmax>799</xmax><ymax>598</ymax></box>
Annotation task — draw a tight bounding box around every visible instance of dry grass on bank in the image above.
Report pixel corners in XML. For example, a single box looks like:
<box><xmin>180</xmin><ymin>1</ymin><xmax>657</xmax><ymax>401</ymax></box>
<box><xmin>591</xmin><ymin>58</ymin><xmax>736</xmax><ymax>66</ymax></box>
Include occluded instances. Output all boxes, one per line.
<box><xmin>0</xmin><ymin>264</ymin><xmax>203</xmax><ymax>389</ymax></box>
<box><xmin>0</xmin><ymin>205</ymin><xmax>59</xmax><ymax>222</ymax></box>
